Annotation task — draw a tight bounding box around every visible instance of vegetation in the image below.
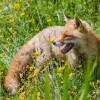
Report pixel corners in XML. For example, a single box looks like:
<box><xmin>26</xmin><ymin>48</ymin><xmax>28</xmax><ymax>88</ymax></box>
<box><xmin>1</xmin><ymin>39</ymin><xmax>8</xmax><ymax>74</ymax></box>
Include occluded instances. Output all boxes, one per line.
<box><xmin>0</xmin><ymin>0</ymin><xmax>100</xmax><ymax>99</ymax></box>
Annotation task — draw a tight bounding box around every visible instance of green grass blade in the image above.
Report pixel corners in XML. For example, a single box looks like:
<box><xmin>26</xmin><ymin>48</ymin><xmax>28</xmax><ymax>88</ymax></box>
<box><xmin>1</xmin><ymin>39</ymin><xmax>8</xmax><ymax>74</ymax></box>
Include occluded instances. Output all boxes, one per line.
<box><xmin>44</xmin><ymin>70</ymin><xmax>51</xmax><ymax>100</ymax></box>
<box><xmin>79</xmin><ymin>59</ymin><xmax>97</xmax><ymax>100</ymax></box>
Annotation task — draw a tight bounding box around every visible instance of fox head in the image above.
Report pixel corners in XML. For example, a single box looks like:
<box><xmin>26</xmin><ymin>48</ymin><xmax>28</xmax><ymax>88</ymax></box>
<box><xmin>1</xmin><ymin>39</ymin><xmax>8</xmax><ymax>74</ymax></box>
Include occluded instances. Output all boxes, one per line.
<box><xmin>54</xmin><ymin>15</ymin><xmax>94</xmax><ymax>54</ymax></box>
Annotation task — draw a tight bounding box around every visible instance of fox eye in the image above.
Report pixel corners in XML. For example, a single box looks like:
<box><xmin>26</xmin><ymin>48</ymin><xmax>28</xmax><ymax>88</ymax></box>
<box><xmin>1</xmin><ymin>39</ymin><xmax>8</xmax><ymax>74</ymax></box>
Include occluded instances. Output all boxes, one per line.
<box><xmin>62</xmin><ymin>34</ymin><xmax>67</xmax><ymax>38</ymax></box>
<box><xmin>61</xmin><ymin>34</ymin><xmax>68</xmax><ymax>39</ymax></box>
<box><xmin>64</xmin><ymin>34</ymin><xmax>72</xmax><ymax>38</ymax></box>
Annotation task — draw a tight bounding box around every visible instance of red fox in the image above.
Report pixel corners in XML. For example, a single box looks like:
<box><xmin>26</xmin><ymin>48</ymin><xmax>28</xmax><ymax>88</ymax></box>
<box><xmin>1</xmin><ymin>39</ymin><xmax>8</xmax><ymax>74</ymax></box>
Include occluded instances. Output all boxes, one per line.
<box><xmin>4</xmin><ymin>15</ymin><xmax>100</xmax><ymax>95</ymax></box>
<box><xmin>54</xmin><ymin>16</ymin><xmax>100</xmax><ymax>78</ymax></box>
<box><xmin>4</xmin><ymin>26</ymin><xmax>68</xmax><ymax>95</ymax></box>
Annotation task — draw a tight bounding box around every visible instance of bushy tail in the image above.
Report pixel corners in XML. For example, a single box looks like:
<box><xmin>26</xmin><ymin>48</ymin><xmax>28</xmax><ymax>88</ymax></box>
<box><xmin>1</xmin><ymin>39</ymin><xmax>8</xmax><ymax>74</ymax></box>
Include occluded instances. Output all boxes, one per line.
<box><xmin>4</xmin><ymin>40</ymin><xmax>35</xmax><ymax>95</ymax></box>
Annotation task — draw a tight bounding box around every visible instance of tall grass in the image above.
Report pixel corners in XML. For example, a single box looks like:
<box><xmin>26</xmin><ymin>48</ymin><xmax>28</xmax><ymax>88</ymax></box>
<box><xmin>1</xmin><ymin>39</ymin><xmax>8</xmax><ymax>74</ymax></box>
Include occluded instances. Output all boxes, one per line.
<box><xmin>44</xmin><ymin>70</ymin><xmax>51</xmax><ymax>100</ymax></box>
<box><xmin>62</xmin><ymin>64</ymin><xmax>69</xmax><ymax>100</ymax></box>
<box><xmin>79</xmin><ymin>59</ymin><xmax>97</xmax><ymax>100</ymax></box>
<box><xmin>0</xmin><ymin>0</ymin><xmax>100</xmax><ymax>100</ymax></box>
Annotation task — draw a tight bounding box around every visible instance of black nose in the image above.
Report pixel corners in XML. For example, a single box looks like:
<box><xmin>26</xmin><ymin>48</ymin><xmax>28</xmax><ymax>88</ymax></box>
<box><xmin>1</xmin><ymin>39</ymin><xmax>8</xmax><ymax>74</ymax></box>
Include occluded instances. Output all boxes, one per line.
<box><xmin>53</xmin><ymin>41</ymin><xmax>64</xmax><ymax>47</ymax></box>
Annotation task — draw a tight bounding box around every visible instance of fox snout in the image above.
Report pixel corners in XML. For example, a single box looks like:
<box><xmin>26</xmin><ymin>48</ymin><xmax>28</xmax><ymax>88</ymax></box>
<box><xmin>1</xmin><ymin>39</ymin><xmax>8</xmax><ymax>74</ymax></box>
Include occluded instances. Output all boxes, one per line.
<box><xmin>53</xmin><ymin>41</ymin><xmax>64</xmax><ymax>47</ymax></box>
<box><xmin>53</xmin><ymin>34</ymin><xmax>77</xmax><ymax>46</ymax></box>
<box><xmin>55</xmin><ymin>33</ymin><xmax>81</xmax><ymax>47</ymax></box>
<box><xmin>53</xmin><ymin>34</ymin><xmax>75</xmax><ymax>54</ymax></box>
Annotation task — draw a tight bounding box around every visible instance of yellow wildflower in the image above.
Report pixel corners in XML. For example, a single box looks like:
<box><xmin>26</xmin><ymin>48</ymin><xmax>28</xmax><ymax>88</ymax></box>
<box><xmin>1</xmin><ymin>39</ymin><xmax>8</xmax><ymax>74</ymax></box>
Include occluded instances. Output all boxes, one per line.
<box><xmin>35</xmin><ymin>51</ymin><xmax>42</xmax><ymax>56</ymax></box>
<box><xmin>37</xmin><ymin>92</ymin><xmax>41</xmax><ymax>100</ymax></box>
<box><xmin>19</xmin><ymin>91</ymin><xmax>26</xmax><ymax>100</ymax></box>
<box><xmin>47</xmin><ymin>18</ymin><xmax>52</xmax><ymax>23</ymax></box>
<box><xmin>12</xmin><ymin>31</ymin><xmax>16</xmax><ymax>35</ymax></box>
<box><xmin>0</xmin><ymin>71</ymin><xmax>3</xmax><ymax>76</ymax></box>
<box><xmin>18</xmin><ymin>86</ymin><xmax>24</xmax><ymax>93</ymax></box>
<box><xmin>20</xmin><ymin>12</ymin><xmax>25</xmax><ymax>17</ymax></box>
<box><xmin>9</xmin><ymin>27</ymin><xmax>13</xmax><ymax>32</ymax></box>
<box><xmin>35</xmin><ymin>28</ymin><xmax>40</xmax><ymax>32</ymax></box>
<box><xmin>32</xmin><ymin>55</ymin><xmax>36</xmax><ymax>59</ymax></box>
<box><xmin>70</xmin><ymin>91</ymin><xmax>76</xmax><ymax>96</ymax></box>
<box><xmin>0</xmin><ymin>8</ymin><xmax>3</xmax><ymax>13</ymax></box>
<box><xmin>20</xmin><ymin>73</ymin><xmax>23</xmax><ymax>78</ymax></box>
<box><xmin>61</xmin><ymin>59</ymin><xmax>65</xmax><ymax>63</ymax></box>
<box><xmin>28</xmin><ymin>74</ymin><xmax>33</xmax><ymax>79</ymax></box>
<box><xmin>48</xmin><ymin>37</ymin><xmax>55</xmax><ymax>43</ymax></box>
<box><xmin>69</xmin><ymin>72</ymin><xmax>75</xmax><ymax>79</ymax></box>
<box><xmin>77</xmin><ymin>64</ymin><xmax>82</xmax><ymax>68</ymax></box>
<box><xmin>57</xmin><ymin>66</ymin><xmax>65</xmax><ymax>73</ymax></box>
<box><xmin>61</xmin><ymin>81</ymin><xmax>64</xmax><ymax>84</ymax></box>
<box><xmin>29</xmin><ymin>66</ymin><xmax>34</xmax><ymax>71</ymax></box>
<box><xmin>97</xmin><ymin>80</ymin><xmax>100</xmax><ymax>84</ymax></box>
<box><xmin>33</xmin><ymin>69</ymin><xmax>40</xmax><ymax>77</ymax></box>
<box><xmin>9</xmin><ymin>17</ymin><xmax>14</xmax><ymax>23</ymax></box>
<box><xmin>32</xmin><ymin>51</ymin><xmax>42</xmax><ymax>59</ymax></box>
<box><xmin>13</xmin><ymin>3</ymin><xmax>20</xmax><ymax>10</ymax></box>
<box><xmin>28</xmin><ymin>69</ymin><xmax>40</xmax><ymax>79</ymax></box>
<box><xmin>37</xmin><ymin>92</ymin><xmax>40</xmax><ymax>96</ymax></box>
<box><xmin>37</xmin><ymin>96</ymin><xmax>41</xmax><ymax>100</ymax></box>
<box><xmin>0</xmin><ymin>29</ymin><xmax>1</xmax><ymax>33</ymax></box>
<box><xmin>8</xmin><ymin>14</ymin><xmax>13</xmax><ymax>18</ymax></box>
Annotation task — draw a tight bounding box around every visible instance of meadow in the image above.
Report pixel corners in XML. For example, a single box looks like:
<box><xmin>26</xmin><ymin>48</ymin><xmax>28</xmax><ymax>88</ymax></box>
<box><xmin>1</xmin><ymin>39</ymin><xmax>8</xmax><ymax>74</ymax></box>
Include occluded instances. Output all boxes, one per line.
<box><xmin>0</xmin><ymin>0</ymin><xmax>100</xmax><ymax>100</ymax></box>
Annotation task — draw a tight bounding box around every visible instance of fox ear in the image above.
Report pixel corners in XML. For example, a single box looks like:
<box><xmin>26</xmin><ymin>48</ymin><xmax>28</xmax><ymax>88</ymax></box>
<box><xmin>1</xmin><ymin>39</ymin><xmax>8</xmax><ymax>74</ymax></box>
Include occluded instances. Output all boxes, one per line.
<box><xmin>64</xmin><ymin>14</ymin><xmax>72</xmax><ymax>22</ymax></box>
<box><xmin>75</xmin><ymin>17</ymin><xmax>82</xmax><ymax>28</ymax></box>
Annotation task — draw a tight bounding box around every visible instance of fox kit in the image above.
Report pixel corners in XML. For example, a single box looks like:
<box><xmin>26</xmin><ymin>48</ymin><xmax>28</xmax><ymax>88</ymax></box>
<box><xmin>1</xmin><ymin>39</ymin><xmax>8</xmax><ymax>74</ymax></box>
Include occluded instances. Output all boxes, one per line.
<box><xmin>4</xmin><ymin>26</ymin><xmax>69</xmax><ymax>95</ymax></box>
<box><xmin>54</xmin><ymin>16</ymin><xmax>100</xmax><ymax>77</ymax></box>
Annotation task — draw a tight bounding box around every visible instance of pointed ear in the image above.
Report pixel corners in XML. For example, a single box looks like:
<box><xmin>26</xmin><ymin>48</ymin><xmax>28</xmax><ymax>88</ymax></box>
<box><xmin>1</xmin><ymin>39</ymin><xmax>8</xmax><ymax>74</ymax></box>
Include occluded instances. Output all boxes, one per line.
<box><xmin>75</xmin><ymin>17</ymin><xmax>82</xmax><ymax>28</ymax></box>
<box><xmin>64</xmin><ymin>14</ymin><xmax>72</xmax><ymax>22</ymax></box>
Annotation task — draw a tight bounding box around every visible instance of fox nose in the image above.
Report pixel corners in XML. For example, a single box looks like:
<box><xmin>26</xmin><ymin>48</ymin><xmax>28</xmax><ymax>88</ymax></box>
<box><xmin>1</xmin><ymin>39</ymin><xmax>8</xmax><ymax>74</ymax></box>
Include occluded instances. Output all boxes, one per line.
<box><xmin>53</xmin><ymin>41</ymin><xmax>64</xmax><ymax>47</ymax></box>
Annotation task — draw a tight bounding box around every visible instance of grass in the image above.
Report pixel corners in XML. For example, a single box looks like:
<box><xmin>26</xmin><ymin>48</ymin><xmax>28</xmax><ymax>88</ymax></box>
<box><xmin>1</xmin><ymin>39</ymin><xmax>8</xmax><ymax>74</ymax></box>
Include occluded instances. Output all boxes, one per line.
<box><xmin>0</xmin><ymin>0</ymin><xmax>100</xmax><ymax>100</ymax></box>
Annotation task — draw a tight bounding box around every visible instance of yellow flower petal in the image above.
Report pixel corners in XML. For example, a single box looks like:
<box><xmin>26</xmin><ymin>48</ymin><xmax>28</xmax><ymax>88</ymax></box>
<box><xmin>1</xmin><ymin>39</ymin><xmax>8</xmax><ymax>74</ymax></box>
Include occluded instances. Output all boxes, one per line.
<box><xmin>20</xmin><ymin>12</ymin><xmax>25</xmax><ymax>17</ymax></box>
<box><xmin>37</xmin><ymin>92</ymin><xmax>40</xmax><ymax>96</ymax></box>
<box><xmin>57</xmin><ymin>66</ymin><xmax>65</xmax><ymax>73</ymax></box>
<box><xmin>0</xmin><ymin>8</ymin><xmax>3</xmax><ymax>13</ymax></box>
<box><xmin>33</xmin><ymin>69</ymin><xmax>40</xmax><ymax>77</ymax></box>
<box><xmin>29</xmin><ymin>66</ymin><xmax>34</xmax><ymax>71</ymax></box>
<box><xmin>47</xmin><ymin>18</ymin><xmax>52</xmax><ymax>23</ymax></box>
<box><xmin>9</xmin><ymin>27</ymin><xmax>13</xmax><ymax>32</ymax></box>
<box><xmin>48</xmin><ymin>37</ymin><xmax>55</xmax><ymax>43</ymax></box>
<box><xmin>19</xmin><ymin>92</ymin><xmax>26</xmax><ymax>100</ymax></box>
<box><xmin>9</xmin><ymin>18</ymin><xmax>14</xmax><ymax>23</ymax></box>
<box><xmin>13</xmin><ymin>3</ymin><xmax>20</xmax><ymax>10</ymax></box>
<box><xmin>37</xmin><ymin>96</ymin><xmax>41</xmax><ymax>100</ymax></box>
<box><xmin>69</xmin><ymin>73</ymin><xmax>75</xmax><ymax>79</ymax></box>
<box><xmin>97</xmin><ymin>80</ymin><xmax>100</xmax><ymax>84</ymax></box>
<box><xmin>35</xmin><ymin>28</ymin><xmax>40</xmax><ymax>32</ymax></box>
